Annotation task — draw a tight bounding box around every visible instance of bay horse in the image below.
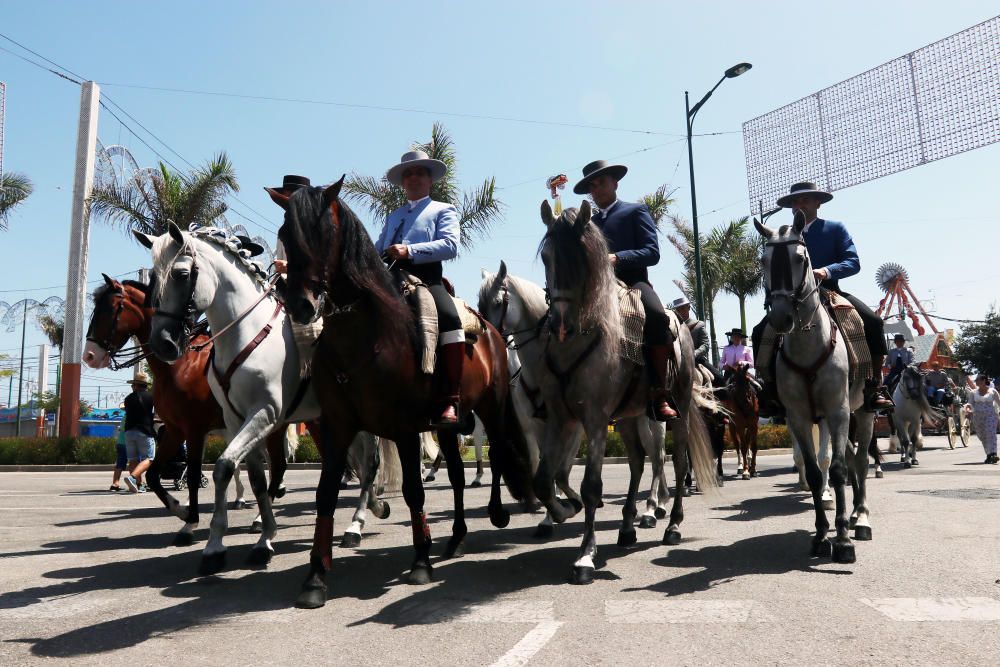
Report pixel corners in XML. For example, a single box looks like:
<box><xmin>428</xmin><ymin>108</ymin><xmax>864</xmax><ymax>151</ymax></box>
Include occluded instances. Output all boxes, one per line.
<box><xmin>755</xmin><ymin>212</ymin><xmax>874</xmax><ymax>563</ymax></box>
<box><xmin>269</xmin><ymin>179</ymin><xmax>533</xmax><ymax>608</ymax></box>
<box><xmin>536</xmin><ymin>200</ymin><xmax>719</xmax><ymax>584</ymax></box>
<box><xmin>725</xmin><ymin>364</ymin><xmax>759</xmax><ymax>479</ymax></box>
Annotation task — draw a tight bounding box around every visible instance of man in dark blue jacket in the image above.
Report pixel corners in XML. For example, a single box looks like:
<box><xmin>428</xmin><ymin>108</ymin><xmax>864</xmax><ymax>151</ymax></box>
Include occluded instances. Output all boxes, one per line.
<box><xmin>752</xmin><ymin>182</ymin><xmax>893</xmax><ymax>415</ymax></box>
<box><xmin>574</xmin><ymin>160</ymin><xmax>677</xmax><ymax>420</ymax></box>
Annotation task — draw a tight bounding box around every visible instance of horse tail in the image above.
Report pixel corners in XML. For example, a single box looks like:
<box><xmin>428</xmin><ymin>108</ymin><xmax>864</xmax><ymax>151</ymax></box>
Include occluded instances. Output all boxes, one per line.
<box><xmin>376</xmin><ymin>436</ymin><xmax>403</xmax><ymax>494</ymax></box>
<box><xmin>686</xmin><ymin>396</ymin><xmax>720</xmax><ymax>495</ymax></box>
<box><xmin>496</xmin><ymin>390</ymin><xmax>536</xmax><ymax>503</ymax></box>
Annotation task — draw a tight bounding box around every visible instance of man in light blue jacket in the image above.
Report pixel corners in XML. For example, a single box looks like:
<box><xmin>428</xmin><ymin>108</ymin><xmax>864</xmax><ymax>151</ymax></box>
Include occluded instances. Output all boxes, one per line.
<box><xmin>375</xmin><ymin>150</ymin><xmax>464</xmax><ymax>426</ymax></box>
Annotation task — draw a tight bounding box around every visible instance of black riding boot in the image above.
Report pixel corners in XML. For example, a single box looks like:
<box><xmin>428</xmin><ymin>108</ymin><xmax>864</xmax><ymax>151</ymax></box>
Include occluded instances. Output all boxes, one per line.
<box><xmin>647</xmin><ymin>344</ymin><xmax>679</xmax><ymax>421</ymax></box>
<box><xmin>757</xmin><ymin>380</ymin><xmax>785</xmax><ymax>419</ymax></box>
<box><xmin>433</xmin><ymin>342</ymin><xmax>464</xmax><ymax>427</ymax></box>
<box><xmin>864</xmin><ymin>355</ymin><xmax>894</xmax><ymax>413</ymax></box>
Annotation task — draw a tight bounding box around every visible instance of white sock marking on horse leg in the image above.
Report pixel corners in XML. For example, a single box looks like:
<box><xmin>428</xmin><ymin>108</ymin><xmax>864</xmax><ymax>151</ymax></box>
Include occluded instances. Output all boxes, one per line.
<box><xmin>573</xmin><ymin>554</ymin><xmax>595</xmax><ymax>569</ymax></box>
<box><xmin>346</xmin><ymin>520</ymin><xmax>363</xmax><ymax>536</ymax></box>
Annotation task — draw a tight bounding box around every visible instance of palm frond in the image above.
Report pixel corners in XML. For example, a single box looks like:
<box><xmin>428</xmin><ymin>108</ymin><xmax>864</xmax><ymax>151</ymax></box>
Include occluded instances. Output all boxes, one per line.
<box><xmin>0</xmin><ymin>171</ymin><xmax>34</xmax><ymax>230</ymax></box>
<box><xmin>641</xmin><ymin>183</ymin><xmax>678</xmax><ymax>229</ymax></box>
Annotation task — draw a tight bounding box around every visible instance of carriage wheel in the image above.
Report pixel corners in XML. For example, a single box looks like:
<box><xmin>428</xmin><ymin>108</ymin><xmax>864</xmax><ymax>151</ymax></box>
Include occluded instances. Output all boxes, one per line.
<box><xmin>176</xmin><ymin>477</ymin><xmax>187</xmax><ymax>491</ymax></box>
<box><xmin>959</xmin><ymin>411</ymin><xmax>971</xmax><ymax>447</ymax></box>
<box><xmin>946</xmin><ymin>416</ymin><xmax>956</xmax><ymax>449</ymax></box>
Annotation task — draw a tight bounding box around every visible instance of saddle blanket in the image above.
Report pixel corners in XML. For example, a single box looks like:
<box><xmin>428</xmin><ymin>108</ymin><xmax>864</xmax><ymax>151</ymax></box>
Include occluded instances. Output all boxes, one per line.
<box><xmin>618</xmin><ymin>283</ymin><xmax>645</xmax><ymax>366</ymax></box>
<box><xmin>399</xmin><ymin>271</ymin><xmax>487</xmax><ymax>374</ymax></box>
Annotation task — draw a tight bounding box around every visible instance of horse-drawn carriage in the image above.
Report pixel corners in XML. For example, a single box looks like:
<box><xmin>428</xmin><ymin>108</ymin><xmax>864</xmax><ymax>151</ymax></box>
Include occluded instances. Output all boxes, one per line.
<box><xmin>921</xmin><ymin>387</ymin><xmax>970</xmax><ymax>449</ymax></box>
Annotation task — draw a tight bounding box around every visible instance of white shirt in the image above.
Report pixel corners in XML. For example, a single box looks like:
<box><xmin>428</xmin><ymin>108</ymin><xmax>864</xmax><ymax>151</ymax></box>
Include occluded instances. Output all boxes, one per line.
<box><xmin>597</xmin><ymin>199</ymin><xmax>619</xmax><ymax>217</ymax></box>
<box><xmin>407</xmin><ymin>196</ymin><xmax>430</xmax><ymax>212</ymax></box>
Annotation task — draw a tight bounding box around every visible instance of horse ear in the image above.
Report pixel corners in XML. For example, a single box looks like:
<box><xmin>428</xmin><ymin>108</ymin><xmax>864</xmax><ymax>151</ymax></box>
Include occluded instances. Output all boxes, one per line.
<box><xmin>575</xmin><ymin>200</ymin><xmax>592</xmax><ymax>234</ymax></box>
<box><xmin>102</xmin><ymin>273</ymin><xmax>115</xmax><ymax>287</ymax></box>
<box><xmin>133</xmin><ymin>230</ymin><xmax>155</xmax><ymax>249</ymax></box>
<box><xmin>265</xmin><ymin>187</ymin><xmax>289</xmax><ymax>210</ymax></box>
<box><xmin>323</xmin><ymin>175</ymin><xmax>346</xmax><ymax>208</ymax></box>
<box><xmin>168</xmin><ymin>221</ymin><xmax>185</xmax><ymax>245</ymax></box>
<box><xmin>498</xmin><ymin>259</ymin><xmax>508</xmax><ymax>280</ymax></box>
<box><xmin>792</xmin><ymin>210</ymin><xmax>806</xmax><ymax>234</ymax></box>
<box><xmin>753</xmin><ymin>217</ymin><xmax>774</xmax><ymax>239</ymax></box>
<box><xmin>540</xmin><ymin>200</ymin><xmax>555</xmax><ymax>227</ymax></box>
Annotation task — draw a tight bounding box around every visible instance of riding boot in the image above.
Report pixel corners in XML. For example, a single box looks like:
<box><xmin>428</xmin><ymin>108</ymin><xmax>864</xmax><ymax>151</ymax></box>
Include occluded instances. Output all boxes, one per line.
<box><xmin>647</xmin><ymin>344</ymin><xmax>679</xmax><ymax>421</ymax></box>
<box><xmin>757</xmin><ymin>380</ymin><xmax>785</xmax><ymax>419</ymax></box>
<box><xmin>433</xmin><ymin>341</ymin><xmax>464</xmax><ymax>426</ymax></box>
<box><xmin>864</xmin><ymin>378</ymin><xmax>894</xmax><ymax>413</ymax></box>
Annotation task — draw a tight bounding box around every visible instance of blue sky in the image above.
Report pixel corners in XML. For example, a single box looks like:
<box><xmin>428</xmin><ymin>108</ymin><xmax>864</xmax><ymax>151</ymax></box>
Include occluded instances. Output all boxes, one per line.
<box><xmin>1</xmin><ymin>1</ymin><xmax>997</xmax><ymax>407</ymax></box>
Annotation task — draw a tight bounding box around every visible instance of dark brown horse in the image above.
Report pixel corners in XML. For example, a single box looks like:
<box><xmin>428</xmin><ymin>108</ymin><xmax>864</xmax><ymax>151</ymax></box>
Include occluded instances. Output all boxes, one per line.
<box><xmin>83</xmin><ymin>275</ymin><xmax>289</xmax><ymax>545</ymax></box>
<box><xmin>724</xmin><ymin>364</ymin><xmax>760</xmax><ymax>479</ymax></box>
<box><xmin>269</xmin><ymin>179</ymin><xmax>532</xmax><ymax>608</ymax></box>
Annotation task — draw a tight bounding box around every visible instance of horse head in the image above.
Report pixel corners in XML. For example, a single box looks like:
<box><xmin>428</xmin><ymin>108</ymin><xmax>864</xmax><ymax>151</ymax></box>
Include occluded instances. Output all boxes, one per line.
<box><xmin>900</xmin><ymin>364</ymin><xmax>924</xmax><ymax>401</ymax></box>
<box><xmin>478</xmin><ymin>260</ymin><xmax>513</xmax><ymax>333</ymax></box>
<box><xmin>136</xmin><ymin>222</ymin><xmax>215</xmax><ymax>362</ymax></box>
<box><xmin>539</xmin><ymin>199</ymin><xmax>615</xmax><ymax>342</ymax></box>
<box><xmin>269</xmin><ymin>177</ymin><xmax>346</xmax><ymax>325</ymax></box>
<box><xmin>83</xmin><ymin>273</ymin><xmax>150</xmax><ymax>369</ymax></box>
<box><xmin>754</xmin><ymin>210</ymin><xmax>819</xmax><ymax>334</ymax></box>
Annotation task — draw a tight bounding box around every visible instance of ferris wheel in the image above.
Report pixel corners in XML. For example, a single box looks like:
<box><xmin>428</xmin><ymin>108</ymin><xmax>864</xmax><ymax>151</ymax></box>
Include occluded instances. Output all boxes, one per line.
<box><xmin>874</xmin><ymin>262</ymin><xmax>938</xmax><ymax>336</ymax></box>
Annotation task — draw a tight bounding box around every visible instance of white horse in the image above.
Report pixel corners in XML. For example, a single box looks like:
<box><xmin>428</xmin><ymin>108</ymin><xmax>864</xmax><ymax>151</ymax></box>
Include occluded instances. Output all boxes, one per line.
<box><xmin>756</xmin><ymin>213</ymin><xmax>874</xmax><ymax>563</ymax></box>
<box><xmin>478</xmin><ymin>262</ymin><xmax>672</xmax><ymax>536</ymax></box>
<box><xmin>791</xmin><ymin>427</ymin><xmax>834</xmax><ymax>509</ymax></box>
<box><xmin>892</xmin><ymin>364</ymin><xmax>937</xmax><ymax>468</ymax></box>
<box><xmin>535</xmin><ymin>201</ymin><xmax>718</xmax><ymax>583</ymax></box>
<box><xmin>138</xmin><ymin>223</ymin><xmax>387</xmax><ymax>574</ymax></box>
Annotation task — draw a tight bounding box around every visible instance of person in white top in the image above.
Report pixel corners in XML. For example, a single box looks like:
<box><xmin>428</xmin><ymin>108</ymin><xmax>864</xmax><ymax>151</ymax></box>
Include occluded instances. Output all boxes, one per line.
<box><xmin>964</xmin><ymin>374</ymin><xmax>1000</xmax><ymax>464</ymax></box>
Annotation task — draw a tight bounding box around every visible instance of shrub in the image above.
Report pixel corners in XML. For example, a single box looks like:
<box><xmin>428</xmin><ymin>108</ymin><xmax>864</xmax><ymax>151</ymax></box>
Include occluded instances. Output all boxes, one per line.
<box><xmin>0</xmin><ymin>436</ymin><xmax>117</xmax><ymax>464</ymax></box>
<box><xmin>203</xmin><ymin>435</ymin><xmax>227</xmax><ymax>463</ymax></box>
<box><xmin>294</xmin><ymin>434</ymin><xmax>321</xmax><ymax>463</ymax></box>
<box><xmin>75</xmin><ymin>437</ymin><xmax>117</xmax><ymax>464</ymax></box>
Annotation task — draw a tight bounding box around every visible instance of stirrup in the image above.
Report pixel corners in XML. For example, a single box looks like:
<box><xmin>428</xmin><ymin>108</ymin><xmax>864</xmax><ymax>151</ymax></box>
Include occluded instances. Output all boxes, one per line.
<box><xmin>648</xmin><ymin>392</ymin><xmax>679</xmax><ymax>422</ymax></box>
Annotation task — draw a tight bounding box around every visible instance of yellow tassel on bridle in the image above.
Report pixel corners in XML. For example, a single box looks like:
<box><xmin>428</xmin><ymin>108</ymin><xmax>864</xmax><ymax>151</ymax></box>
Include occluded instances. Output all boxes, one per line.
<box><xmin>546</xmin><ymin>174</ymin><xmax>568</xmax><ymax>216</ymax></box>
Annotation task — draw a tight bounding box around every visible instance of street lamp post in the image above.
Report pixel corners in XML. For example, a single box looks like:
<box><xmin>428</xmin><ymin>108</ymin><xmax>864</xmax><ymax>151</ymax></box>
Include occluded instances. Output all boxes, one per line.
<box><xmin>685</xmin><ymin>62</ymin><xmax>752</xmax><ymax>327</ymax></box>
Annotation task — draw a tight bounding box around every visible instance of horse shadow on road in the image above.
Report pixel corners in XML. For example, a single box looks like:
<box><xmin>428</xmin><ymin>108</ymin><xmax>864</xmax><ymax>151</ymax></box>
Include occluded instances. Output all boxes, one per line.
<box><xmin>624</xmin><ymin>529</ymin><xmax>852</xmax><ymax>597</ymax></box>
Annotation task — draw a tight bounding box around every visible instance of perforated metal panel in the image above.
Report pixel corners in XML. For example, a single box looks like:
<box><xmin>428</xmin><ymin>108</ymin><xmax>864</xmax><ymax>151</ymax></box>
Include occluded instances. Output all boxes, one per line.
<box><xmin>743</xmin><ymin>16</ymin><xmax>1000</xmax><ymax>210</ymax></box>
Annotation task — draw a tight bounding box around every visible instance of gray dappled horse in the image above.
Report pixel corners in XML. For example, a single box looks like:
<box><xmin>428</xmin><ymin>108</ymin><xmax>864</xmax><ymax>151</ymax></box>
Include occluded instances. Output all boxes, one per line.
<box><xmin>892</xmin><ymin>364</ymin><xmax>938</xmax><ymax>468</ymax></box>
<box><xmin>537</xmin><ymin>201</ymin><xmax>718</xmax><ymax>584</ymax></box>
<box><xmin>478</xmin><ymin>263</ymin><xmax>672</xmax><ymax>536</ymax></box>
<box><xmin>755</xmin><ymin>212</ymin><xmax>874</xmax><ymax>563</ymax></box>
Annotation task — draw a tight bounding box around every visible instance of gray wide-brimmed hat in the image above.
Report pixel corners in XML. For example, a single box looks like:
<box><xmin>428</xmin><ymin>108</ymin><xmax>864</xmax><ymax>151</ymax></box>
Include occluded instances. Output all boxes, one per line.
<box><xmin>573</xmin><ymin>159</ymin><xmax>628</xmax><ymax>195</ymax></box>
<box><xmin>776</xmin><ymin>181</ymin><xmax>834</xmax><ymax>208</ymax></box>
<box><xmin>385</xmin><ymin>150</ymin><xmax>447</xmax><ymax>187</ymax></box>
<box><xmin>670</xmin><ymin>297</ymin><xmax>691</xmax><ymax>309</ymax></box>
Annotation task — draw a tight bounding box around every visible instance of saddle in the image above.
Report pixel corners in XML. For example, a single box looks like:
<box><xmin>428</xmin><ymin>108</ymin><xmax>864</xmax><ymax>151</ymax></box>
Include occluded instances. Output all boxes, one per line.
<box><xmin>615</xmin><ymin>281</ymin><xmax>682</xmax><ymax>367</ymax></box>
<box><xmin>396</xmin><ymin>270</ymin><xmax>487</xmax><ymax>374</ymax></box>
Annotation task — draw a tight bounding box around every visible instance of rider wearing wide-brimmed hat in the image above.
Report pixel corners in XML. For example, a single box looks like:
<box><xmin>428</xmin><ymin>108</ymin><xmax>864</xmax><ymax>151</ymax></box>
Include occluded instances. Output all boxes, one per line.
<box><xmin>271</xmin><ymin>175</ymin><xmax>312</xmax><ymax>275</ymax></box>
<box><xmin>751</xmin><ymin>181</ymin><xmax>894</xmax><ymax>415</ymax></box>
<box><xmin>375</xmin><ymin>150</ymin><xmax>464</xmax><ymax>426</ymax></box>
<box><xmin>883</xmin><ymin>333</ymin><xmax>913</xmax><ymax>391</ymax></box>
<box><xmin>575</xmin><ymin>160</ymin><xmax>677</xmax><ymax>420</ymax></box>
<box><xmin>721</xmin><ymin>328</ymin><xmax>757</xmax><ymax>385</ymax></box>
<box><xmin>671</xmin><ymin>296</ymin><xmax>722</xmax><ymax>384</ymax></box>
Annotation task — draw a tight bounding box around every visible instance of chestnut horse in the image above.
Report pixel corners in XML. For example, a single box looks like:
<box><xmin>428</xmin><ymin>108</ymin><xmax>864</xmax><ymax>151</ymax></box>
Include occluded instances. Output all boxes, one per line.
<box><xmin>269</xmin><ymin>179</ymin><xmax>533</xmax><ymax>608</ymax></box>
<box><xmin>725</xmin><ymin>364</ymin><xmax>760</xmax><ymax>479</ymax></box>
<box><xmin>83</xmin><ymin>275</ymin><xmax>288</xmax><ymax>545</ymax></box>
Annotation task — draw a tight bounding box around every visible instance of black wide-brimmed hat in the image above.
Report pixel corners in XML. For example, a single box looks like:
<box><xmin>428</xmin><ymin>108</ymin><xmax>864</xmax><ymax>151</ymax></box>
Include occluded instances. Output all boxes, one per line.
<box><xmin>893</xmin><ymin>333</ymin><xmax>906</xmax><ymax>340</ymax></box>
<box><xmin>776</xmin><ymin>181</ymin><xmax>833</xmax><ymax>208</ymax></box>
<box><xmin>573</xmin><ymin>160</ymin><xmax>628</xmax><ymax>195</ymax></box>
<box><xmin>727</xmin><ymin>328</ymin><xmax>747</xmax><ymax>338</ymax></box>
<box><xmin>236</xmin><ymin>235</ymin><xmax>266</xmax><ymax>257</ymax></box>
<box><xmin>268</xmin><ymin>174</ymin><xmax>312</xmax><ymax>193</ymax></box>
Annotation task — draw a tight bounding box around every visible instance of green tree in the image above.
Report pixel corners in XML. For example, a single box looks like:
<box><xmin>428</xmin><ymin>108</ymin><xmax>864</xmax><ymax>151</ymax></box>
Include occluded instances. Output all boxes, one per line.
<box><xmin>0</xmin><ymin>171</ymin><xmax>34</xmax><ymax>230</ymax></box>
<box><xmin>952</xmin><ymin>308</ymin><xmax>1000</xmax><ymax>379</ymax></box>
<box><xmin>343</xmin><ymin>123</ymin><xmax>503</xmax><ymax>250</ymax></box>
<box><xmin>89</xmin><ymin>152</ymin><xmax>238</xmax><ymax>237</ymax></box>
<box><xmin>718</xmin><ymin>217</ymin><xmax>765</xmax><ymax>332</ymax></box>
<box><xmin>36</xmin><ymin>313</ymin><xmax>64</xmax><ymax>350</ymax></box>
<box><xmin>640</xmin><ymin>184</ymin><xmax>677</xmax><ymax>229</ymax></box>
<box><xmin>33</xmin><ymin>390</ymin><xmax>92</xmax><ymax>415</ymax></box>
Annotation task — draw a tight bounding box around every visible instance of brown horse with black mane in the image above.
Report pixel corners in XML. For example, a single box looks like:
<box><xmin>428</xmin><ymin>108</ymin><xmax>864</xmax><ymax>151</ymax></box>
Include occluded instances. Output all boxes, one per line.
<box><xmin>725</xmin><ymin>364</ymin><xmax>760</xmax><ymax>479</ymax></box>
<box><xmin>268</xmin><ymin>178</ymin><xmax>532</xmax><ymax>609</ymax></box>
<box><xmin>83</xmin><ymin>275</ymin><xmax>289</xmax><ymax>545</ymax></box>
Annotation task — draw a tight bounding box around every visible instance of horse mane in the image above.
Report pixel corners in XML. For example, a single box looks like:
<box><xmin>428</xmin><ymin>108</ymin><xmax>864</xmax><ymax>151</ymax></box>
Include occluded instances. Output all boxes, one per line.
<box><xmin>282</xmin><ymin>186</ymin><xmax>413</xmax><ymax>350</ymax></box>
<box><xmin>152</xmin><ymin>227</ymin><xmax>269</xmax><ymax>305</ymax></box>
<box><xmin>539</xmin><ymin>207</ymin><xmax>622</xmax><ymax>359</ymax></box>
<box><xmin>477</xmin><ymin>272</ymin><xmax>548</xmax><ymax>322</ymax></box>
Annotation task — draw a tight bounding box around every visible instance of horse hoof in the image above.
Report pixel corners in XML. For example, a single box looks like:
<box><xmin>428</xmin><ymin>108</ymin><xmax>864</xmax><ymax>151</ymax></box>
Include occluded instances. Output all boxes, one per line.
<box><xmin>408</xmin><ymin>563</ymin><xmax>433</xmax><ymax>585</ymax></box>
<box><xmin>654</xmin><ymin>507</ymin><xmax>667</xmax><ymax>520</ymax></box>
<box><xmin>340</xmin><ymin>532</ymin><xmax>361</xmax><ymax>549</ymax></box>
<box><xmin>854</xmin><ymin>525</ymin><xmax>873</xmax><ymax>541</ymax></box>
<box><xmin>295</xmin><ymin>577</ymin><xmax>327</xmax><ymax>609</ymax></box>
<box><xmin>172</xmin><ymin>531</ymin><xmax>195</xmax><ymax>547</ymax></box>
<box><xmin>251</xmin><ymin>519</ymin><xmax>263</xmax><ymax>534</ymax></box>
<box><xmin>875</xmin><ymin>469</ymin><xmax>884</xmax><ymax>479</ymax></box>
<box><xmin>903</xmin><ymin>461</ymin><xmax>912</xmax><ymax>469</ymax></box>
<box><xmin>565</xmin><ymin>498</ymin><xmax>584</xmax><ymax>515</ymax></box>
<box><xmin>469</xmin><ymin>478</ymin><xmax>482</xmax><ymax>488</ymax></box>
<box><xmin>822</xmin><ymin>499</ymin><xmax>834</xmax><ymax>511</ymax></box>
<box><xmin>638</xmin><ymin>515</ymin><xmax>657</xmax><ymax>529</ymax></box>
<box><xmin>741</xmin><ymin>472</ymin><xmax>750</xmax><ymax>480</ymax></box>
<box><xmin>372</xmin><ymin>500</ymin><xmax>391</xmax><ymax>520</ymax></box>
<box><xmin>275</xmin><ymin>485</ymin><xmax>287</xmax><ymax>499</ymax></box>
<box><xmin>617</xmin><ymin>529</ymin><xmax>637</xmax><ymax>547</ymax></box>
<box><xmin>232</xmin><ymin>499</ymin><xmax>248</xmax><ymax>510</ymax></box>
<box><xmin>247</xmin><ymin>545</ymin><xmax>273</xmax><ymax>567</ymax></box>
<box><xmin>570</xmin><ymin>565</ymin><xmax>595</xmax><ymax>585</ymax></box>
<box><xmin>750</xmin><ymin>470</ymin><xmax>758</xmax><ymax>478</ymax></box>
<box><xmin>198</xmin><ymin>551</ymin><xmax>226</xmax><ymax>576</ymax></box>
<box><xmin>662</xmin><ymin>529</ymin><xmax>681</xmax><ymax>546</ymax></box>
<box><xmin>533</xmin><ymin>523</ymin><xmax>554</xmax><ymax>539</ymax></box>
<box><xmin>423</xmin><ymin>473</ymin><xmax>436</xmax><ymax>483</ymax></box>
<box><xmin>833</xmin><ymin>542</ymin><xmax>856</xmax><ymax>563</ymax></box>
<box><xmin>910</xmin><ymin>459</ymin><xmax>919</xmax><ymax>467</ymax></box>
<box><xmin>489</xmin><ymin>506</ymin><xmax>510</xmax><ymax>529</ymax></box>
<box><xmin>811</xmin><ymin>538</ymin><xmax>832</xmax><ymax>558</ymax></box>
<box><xmin>443</xmin><ymin>538</ymin><xmax>465</xmax><ymax>559</ymax></box>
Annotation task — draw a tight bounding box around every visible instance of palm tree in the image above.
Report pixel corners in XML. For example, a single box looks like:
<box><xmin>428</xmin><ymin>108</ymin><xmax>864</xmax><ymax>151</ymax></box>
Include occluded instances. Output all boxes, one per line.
<box><xmin>343</xmin><ymin>123</ymin><xmax>503</xmax><ymax>250</ymax></box>
<box><xmin>720</xmin><ymin>218</ymin><xmax>765</xmax><ymax>332</ymax></box>
<box><xmin>0</xmin><ymin>172</ymin><xmax>34</xmax><ymax>230</ymax></box>
<box><xmin>640</xmin><ymin>184</ymin><xmax>678</xmax><ymax>229</ymax></box>
<box><xmin>89</xmin><ymin>152</ymin><xmax>238</xmax><ymax>238</ymax></box>
<box><xmin>37</xmin><ymin>313</ymin><xmax>64</xmax><ymax>351</ymax></box>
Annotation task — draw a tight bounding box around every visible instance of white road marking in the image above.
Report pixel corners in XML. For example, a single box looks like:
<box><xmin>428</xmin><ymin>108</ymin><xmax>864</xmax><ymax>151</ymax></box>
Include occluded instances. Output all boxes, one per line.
<box><xmin>492</xmin><ymin>620</ymin><xmax>564</xmax><ymax>667</ymax></box>
<box><xmin>860</xmin><ymin>597</ymin><xmax>1000</xmax><ymax>621</ymax></box>
<box><xmin>605</xmin><ymin>599</ymin><xmax>766</xmax><ymax>623</ymax></box>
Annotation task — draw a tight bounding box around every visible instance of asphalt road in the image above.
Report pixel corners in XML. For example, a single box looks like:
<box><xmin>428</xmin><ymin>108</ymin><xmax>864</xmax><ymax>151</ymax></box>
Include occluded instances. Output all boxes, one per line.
<box><xmin>1</xmin><ymin>436</ymin><xmax>998</xmax><ymax>666</ymax></box>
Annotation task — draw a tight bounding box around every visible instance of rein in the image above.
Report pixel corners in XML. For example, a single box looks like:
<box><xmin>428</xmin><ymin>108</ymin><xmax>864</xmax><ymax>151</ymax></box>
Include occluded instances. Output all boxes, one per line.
<box><xmin>191</xmin><ymin>275</ymin><xmax>280</xmax><ymax>352</ymax></box>
<box><xmin>544</xmin><ymin>331</ymin><xmax>603</xmax><ymax>410</ymax></box>
<box><xmin>210</xmin><ymin>300</ymin><xmax>285</xmax><ymax>420</ymax></box>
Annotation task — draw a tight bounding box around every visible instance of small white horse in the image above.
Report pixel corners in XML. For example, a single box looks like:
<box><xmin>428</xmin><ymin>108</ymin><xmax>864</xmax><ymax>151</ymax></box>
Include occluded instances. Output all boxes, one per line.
<box><xmin>139</xmin><ymin>223</ymin><xmax>321</xmax><ymax>574</ymax></box>
<box><xmin>892</xmin><ymin>364</ymin><xmax>938</xmax><ymax>468</ymax></box>
<box><xmin>756</xmin><ymin>214</ymin><xmax>874</xmax><ymax>563</ymax></box>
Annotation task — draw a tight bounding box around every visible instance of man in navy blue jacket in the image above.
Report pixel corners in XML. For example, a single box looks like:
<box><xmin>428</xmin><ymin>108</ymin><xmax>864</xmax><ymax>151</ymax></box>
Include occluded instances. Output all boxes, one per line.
<box><xmin>574</xmin><ymin>160</ymin><xmax>677</xmax><ymax>420</ymax></box>
<box><xmin>752</xmin><ymin>182</ymin><xmax>893</xmax><ymax>415</ymax></box>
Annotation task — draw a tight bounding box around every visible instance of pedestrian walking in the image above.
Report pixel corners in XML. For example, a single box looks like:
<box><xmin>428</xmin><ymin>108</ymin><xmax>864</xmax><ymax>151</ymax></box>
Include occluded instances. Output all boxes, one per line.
<box><xmin>964</xmin><ymin>374</ymin><xmax>1000</xmax><ymax>464</ymax></box>
<box><xmin>122</xmin><ymin>373</ymin><xmax>156</xmax><ymax>492</ymax></box>
<box><xmin>109</xmin><ymin>411</ymin><xmax>127</xmax><ymax>492</ymax></box>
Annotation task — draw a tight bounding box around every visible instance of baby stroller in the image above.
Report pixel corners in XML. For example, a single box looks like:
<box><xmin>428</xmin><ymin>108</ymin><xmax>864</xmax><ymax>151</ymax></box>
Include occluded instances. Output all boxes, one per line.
<box><xmin>155</xmin><ymin>426</ymin><xmax>209</xmax><ymax>491</ymax></box>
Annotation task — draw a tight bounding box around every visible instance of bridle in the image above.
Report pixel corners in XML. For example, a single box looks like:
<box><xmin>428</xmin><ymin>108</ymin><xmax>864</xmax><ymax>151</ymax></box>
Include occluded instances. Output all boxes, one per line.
<box><xmin>764</xmin><ymin>237</ymin><xmax>822</xmax><ymax>331</ymax></box>
<box><xmin>495</xmin><ymin>276</ymin><xmax>547</xmax><ymax>350</ymax></box>
<box><xmin>85</xmin><ymin>282</ymin><xmax>156</xmax><ymax>371</ymax></box>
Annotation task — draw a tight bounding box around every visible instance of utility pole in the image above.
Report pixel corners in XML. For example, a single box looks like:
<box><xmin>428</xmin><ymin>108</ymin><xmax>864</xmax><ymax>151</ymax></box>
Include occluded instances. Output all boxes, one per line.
<box><xmin>15</xmin><ymin>301</ymin><xmax>27</xmax><ymax>436</ymax></box>
<box><xmin>37</xmin><ymin>344</ymin><xmax>49</xmax><ymax>436</ymax></box>
<box><xmin>59</xmin><ymin>81</ymin><xmax>100</xmax><ymax>437</ymax></box>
